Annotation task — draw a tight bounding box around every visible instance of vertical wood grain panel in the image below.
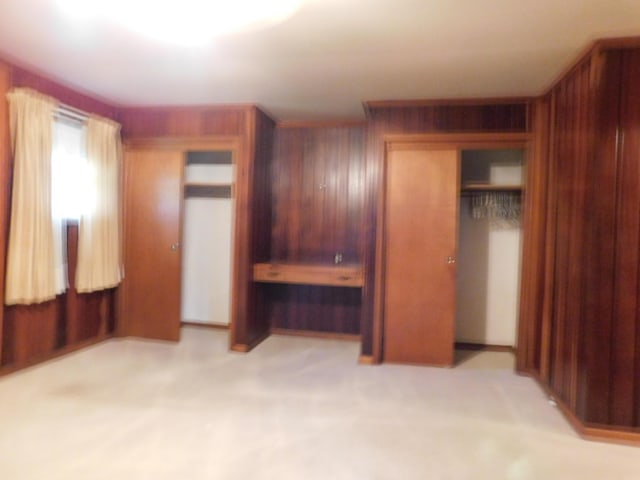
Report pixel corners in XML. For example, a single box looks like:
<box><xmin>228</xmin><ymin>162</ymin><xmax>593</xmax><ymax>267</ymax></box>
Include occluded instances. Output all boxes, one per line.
<box><xmin>272</xmin><ymin>126</ymin><xmax>365</xmax><ymax>263</ymax></box>
<box><xmin>238</xmin><ymin>109</ymin><xmax>274</xmax><ymax>347</ymax></box>
<box><xmin>542</xmin><ymin>45</ymin><xmax>640</xmax><ymax>430</ymax></box>
<box><xmin>610</xmin><ymin>49</ymin><xmax>640</xmax><ymax>426</ymax></box>
<box><xmin>65</xmin><ymin>224</ymin><xmax>114</xmax><ymax>344</ymax></box>
<box><xmin>119</xmin><ymin>106</ymin><xmax>248</xmax><ymax>139</ymax></box>
<box><xmin>516</xmin><ymin>96</ymin><xmax>551</xmax><ymax>374</ymax></box>
<box><xmin>0</xmin><ymin>62</ymin><xmax>11</xmax><ymax>364</ymax></box>
<box><xmin>580</xmin><ymin>51</ymin><xmax>619</xmax><ymax>425</ymax></box>
<box><xmin>547</xmin><ymin>60</ymin><xmax>594</xmax><ymax>410</ymax></box>
<box><xmin>268</xmin><ymin>125</ymin><xmax>365</xmax><ymax>334</ymax></box>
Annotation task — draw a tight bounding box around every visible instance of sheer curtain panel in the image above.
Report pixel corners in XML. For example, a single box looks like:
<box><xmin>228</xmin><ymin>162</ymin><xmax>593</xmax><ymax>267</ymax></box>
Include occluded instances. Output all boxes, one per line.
<box><xmin>5</xmin><ymin>88</ymin><xmax>60</xmax><ymax>305</ymax></box>
<box><xmin>75</xmin><ymin>116</ymin><xmax>123</xmax><ymax>292</ymax></box>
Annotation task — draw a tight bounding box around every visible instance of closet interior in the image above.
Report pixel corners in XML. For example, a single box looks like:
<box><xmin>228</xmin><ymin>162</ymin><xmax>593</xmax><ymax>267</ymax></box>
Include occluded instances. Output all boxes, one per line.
<box><xmin>457</xmin><ymin>148</ymin><xmax>524</xmax><ymax>348</ymax></box>
<box><xmin>182</xmin><ymin>150</ymin><xmax>235</xmax><ymax>328</ymax></box>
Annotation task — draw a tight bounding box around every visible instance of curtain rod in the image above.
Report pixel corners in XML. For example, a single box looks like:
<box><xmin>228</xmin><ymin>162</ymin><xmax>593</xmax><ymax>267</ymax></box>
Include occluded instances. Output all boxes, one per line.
<box><xmin>56</xmin><ymin>103</ymin><xmax>89</xmax><ymax>123</ymax></box>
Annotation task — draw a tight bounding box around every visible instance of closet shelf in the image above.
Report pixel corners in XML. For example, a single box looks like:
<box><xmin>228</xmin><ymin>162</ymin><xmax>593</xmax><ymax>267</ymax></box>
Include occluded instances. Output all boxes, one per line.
<box><xmin>184</xmin><ymin>183</ymin><xmax>233</xmax><ymax>198</ymax></box>
<box><xmin>461</xmin><ymin>183</ymin><xmax>522</xmax><ymax>193</ymax></box>
<box><xmin>184</xmin><ymin>182</ymin><xmax>232</xmax><ymax>188</ymax></box>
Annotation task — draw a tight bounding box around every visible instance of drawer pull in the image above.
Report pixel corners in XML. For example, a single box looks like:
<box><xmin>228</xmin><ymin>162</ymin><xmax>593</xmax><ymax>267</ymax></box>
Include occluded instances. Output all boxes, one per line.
<box><xmin>267</xmin><ymin>271</ymin><xmax>280</xmax><ymax>277</ymax></box>
<box><xmin>337</xmin><ymin>275</ymin><xmax>352</xmax><ymax>281</ymax></box>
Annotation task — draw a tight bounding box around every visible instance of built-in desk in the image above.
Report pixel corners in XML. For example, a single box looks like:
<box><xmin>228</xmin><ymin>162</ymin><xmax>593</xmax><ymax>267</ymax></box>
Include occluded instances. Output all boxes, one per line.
<box><xmin>253</xmin><ymin>262</ymin><xmax>364</xmax><ymax>288</ymax></box>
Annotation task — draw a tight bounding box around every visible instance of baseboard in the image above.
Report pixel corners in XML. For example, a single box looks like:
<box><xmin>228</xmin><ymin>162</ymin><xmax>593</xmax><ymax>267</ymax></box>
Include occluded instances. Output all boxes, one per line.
<box><xmin>182</xmin><ymin>321</ymin><xmax>229</xmax><ymax>330</ymax></box>
<box><xmin>270</xmin><ymin>327</ymin><xmax>360</xmax><ymax>342</ymax></box>
<box><xmin>455</xmin><ymin>342</ymin><xmax>516</xmax><ymax>354</ymax></box>
<box><xmin>0</xmin><ymin>333</ymin><xmax>112</xmax><ymax>378</ymax></box>
<box><xmin>528</xmin><ymin>372</ymin><xmax>640</xmax><ymax>446</ymax></box>
<box><xmin>358</xmin><ymin>355</ymin><xmax>376</xmax><ymax>365</ymax></box>
<box><xmin>230</xmin><ymin>329</ymin><xmax>270</xmax><ymax>353</ymax></box>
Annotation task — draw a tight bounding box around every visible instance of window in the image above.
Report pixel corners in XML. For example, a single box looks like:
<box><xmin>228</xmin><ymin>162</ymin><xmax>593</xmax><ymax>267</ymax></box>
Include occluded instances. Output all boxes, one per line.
<box><xmin>50</xmin><ymin>117</ymin><xmax>91</xmax><ymax>292</ymax></box>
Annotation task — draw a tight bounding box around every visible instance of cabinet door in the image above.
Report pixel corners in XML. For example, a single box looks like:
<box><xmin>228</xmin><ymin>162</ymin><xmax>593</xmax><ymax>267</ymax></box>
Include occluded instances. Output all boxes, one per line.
<box><xmin>120</xmin><ymin>148</ymin><xmax>183</xmax><ymax>341</ymax></box>
<box><xmin>383</xmin><ymin>146</ymin><xmax>459</xmax><ymax>365</ymax></box>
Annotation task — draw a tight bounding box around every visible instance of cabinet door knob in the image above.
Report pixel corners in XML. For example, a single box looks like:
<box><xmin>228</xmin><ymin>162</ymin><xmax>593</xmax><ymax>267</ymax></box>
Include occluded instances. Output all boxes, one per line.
<box><xmin>446</xmin><ymin>256</ymin><xmax>456</xmax><ymax>264</ymax></box>
<box><xmin>171</xmin><ymin>242</ymin><xmax>180</xmax><ymax>251</ymax></box>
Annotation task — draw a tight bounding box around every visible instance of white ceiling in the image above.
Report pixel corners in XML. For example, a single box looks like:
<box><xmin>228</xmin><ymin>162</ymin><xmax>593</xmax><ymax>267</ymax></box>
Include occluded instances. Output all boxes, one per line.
<box><xmin>2</xmin><ymin>0</ymin><xmax>640</xmax><ymax>121</ymax></box>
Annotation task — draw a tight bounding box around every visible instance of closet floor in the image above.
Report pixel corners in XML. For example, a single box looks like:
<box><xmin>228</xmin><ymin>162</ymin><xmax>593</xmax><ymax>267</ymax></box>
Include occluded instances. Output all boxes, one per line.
<box><xmin>0</xmin><ymin>327</ymin><xmax>639</xmax><ymax>479</ymax></box>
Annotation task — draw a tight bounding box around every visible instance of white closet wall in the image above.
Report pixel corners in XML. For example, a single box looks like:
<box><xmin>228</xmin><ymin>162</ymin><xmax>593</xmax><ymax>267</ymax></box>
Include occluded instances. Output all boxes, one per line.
<box><xmin>181</xmin><ymin>151</ymin><xmax>234</xmax><ymax>326</ymax></box>
<box><xmin>456</xmin><ymin>150</ymin><xmax>523</xmax><ymax>347</ymax></box>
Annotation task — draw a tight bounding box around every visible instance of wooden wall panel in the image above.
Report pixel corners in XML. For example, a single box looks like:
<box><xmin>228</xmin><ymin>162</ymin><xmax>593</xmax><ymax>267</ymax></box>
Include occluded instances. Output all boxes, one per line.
<box><xmin>0</xmin><ymin>62</ymin><xmax>11</xmax><ymax>364</ymax></box>
<box><xmin>516</xmin><ymin>96</ymin><xmax>551</xmax><ymax>374</ymax></box>
<box><xmin>539</xmin><ymin>43</ymin><xmax>640</xmax><ymax>434</ymax></box>
<box><xmin>238</xmin><ymin>109</ymin><xmax>275</xmax><ymax>348</ymax></box>
<box><xmin>268</xmin><ymin>285</ymin><xmax>361</xmax><ymax>335</ymax></box>
<box><xmin>65</xmin><ymin>224</ymin><xmax>115</xmax><ymax>344</ymax></box>
<box><xmin>119</xmin><ymin>106</ymin><xmax>248</xmax><ymax>139</ymax></box>
<box><xmin>546</xmin><ymin>59</ymin><xmax>595</xmax><ymax>412</ymax></box>
<box><xmin>364</xmin><ymin>102</ymin><xmax>530</xmax><ymax>357</ymax></box>
<box><xmin>267</xmin><ymin>125</ymin><xmax>366</xmax><ymax>334</ymax></box>
<box><xmin>620</xmin><ymin>49</ymin><xmax>640</xmax><ymax>429</ymax></box>
<box><xmin>610</xmin><ymin>49</ymin><xmax>640</xmax><ymax>427</ymax></box>
<box><xmin>272</xmin><ymin>126</ymin><xmax>366</xmax><ymax>263</ymax></box>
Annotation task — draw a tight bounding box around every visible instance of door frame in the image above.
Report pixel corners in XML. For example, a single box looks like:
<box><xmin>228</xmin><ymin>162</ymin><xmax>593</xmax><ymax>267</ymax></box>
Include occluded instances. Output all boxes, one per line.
<box><xmin>372</xmin><ymin>132</ymin><xmax>532</xmax><ymax>364</ymax></box>
<box><xmin>119</xmin><ymin>136</ymin><xmax>243</xmax><ymax>341</ymax></box>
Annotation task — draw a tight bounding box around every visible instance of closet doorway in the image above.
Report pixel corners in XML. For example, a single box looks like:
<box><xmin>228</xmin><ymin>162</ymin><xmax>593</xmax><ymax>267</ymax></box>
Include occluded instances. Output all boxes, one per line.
<box><xmin>376</xmin><ymin>134</ymin><xmax>529</xmax><ymax>366</ymax></box>
<box><xmin>181</xmin><ymin>150</ymin><xmax>235</xmax><ymax>328</ymax></box>
<box><xmin>120</xmin><ymin>139</ymin><xmax>239</xmax><ymax>342</ymax></box>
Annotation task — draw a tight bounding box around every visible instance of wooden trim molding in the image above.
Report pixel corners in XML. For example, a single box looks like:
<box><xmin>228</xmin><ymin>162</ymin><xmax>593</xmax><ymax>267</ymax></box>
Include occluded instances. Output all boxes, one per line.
<box><xmin>455</xmin><ymin>342</ymin><xmax>516</xmax><ymax>354</ymax></box>
<box><xmin>123</xmin><ymin>136</ymin><xmax>242</xmax><ymax>150</ymax></box>
<box><xmin>181</xmin><ymin>321</ymin><xmax>230</xmax><ymax>330</ymax></box>
<box><xmin>0</xmin><ymin>334</ymin><xmax>112</xmax><ymax>378</ymax></box>
<box><xmin>277</xmin><ymin>119</ymin><xmax>366</xmax><ymax>129</ymax></box>
<box><xmin>358</xmin><ymin>355</ymin><xmax>376</xmax><ymax>365</ymax></box>
<box><xmin>530</xmin><ymin>372</ymin><xmax>640</xmax><ymax>446</ymax></box>
<box><xmin>230</xmin><ymin>329</ymin><xmax>270</xmax><ymax>353</ymax></box>
<box><xmin>271</xmin><ymin>327</ymin><xmax>361</xmax><ymax>342</ymax></box>
<box><xmin>364</xmin><ymin>96</ymin><xmax>533</xmax><ymax>111</ymax></box>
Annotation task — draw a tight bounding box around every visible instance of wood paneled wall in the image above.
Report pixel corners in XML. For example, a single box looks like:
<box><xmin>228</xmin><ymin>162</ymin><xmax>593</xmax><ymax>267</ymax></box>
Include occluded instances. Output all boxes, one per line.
<box><xmin>0</xmin><ymin>60</ymin><xmax>118</xmax><ymax>372</ymax></box>
<box><xmin>545</xmin><ymin>56</ymin><xmax>597</xmax><ymax>414</ymax></box>
<box><xmin>580</xmin><ymin>48</ymin><xmax>640</xmax><ymax>428</ymax></box>
<box><xmin>119</xmin><ymin>106</ymin><xmax>249</xmax><ymax>138</ymax></box>
<box><xmin>516</xmin><ymin>96</ymin><xmax>551</xmax><ymax>375</ymax></box>
<box><xmin>363</xmin><ymin>102</ymin><xmax>530</xmax><ymax>356</ymax></box>
<box><xmin>272</xmin><ymin>126</ymin><xmax>366</xmax><ymax>263</ymax></box>
<box><xmin>529</xmin><ymin>41</ymin><xmax>640</xmax><ymax>436</ymax></box>
<box><xmin>240</xmin><ymin>109</ymin><xmax>275</xmax><ymax>347</ymax></box>
<box><xmin>0</xmin><ymin>62</ymin><xmax>11</xmax><ymax>364</ymax></box>
<box><xmin>264</xmin><ymin>125</ymin><xmax>366</xmax><ymax>334</ymax></box>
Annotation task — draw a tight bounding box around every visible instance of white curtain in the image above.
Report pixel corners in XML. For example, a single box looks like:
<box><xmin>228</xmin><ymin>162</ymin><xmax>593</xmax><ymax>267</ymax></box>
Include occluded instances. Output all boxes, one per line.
<box><xmin>75</xmin><ymin>116</ymin><xmax>123</xmax><ymax>293</ymax></box>
<box><xmin>5</xmin><ymin>88</ymin><xmax>60</xmax><ymax>305</ymax></box>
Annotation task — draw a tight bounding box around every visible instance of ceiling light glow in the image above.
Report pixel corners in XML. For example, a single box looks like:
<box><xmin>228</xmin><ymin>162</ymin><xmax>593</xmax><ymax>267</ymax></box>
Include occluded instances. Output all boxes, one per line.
<box><xmin>56</xmin><ymin>0</ymin><xmax>303</xmax><ymax>46</ymax></box>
